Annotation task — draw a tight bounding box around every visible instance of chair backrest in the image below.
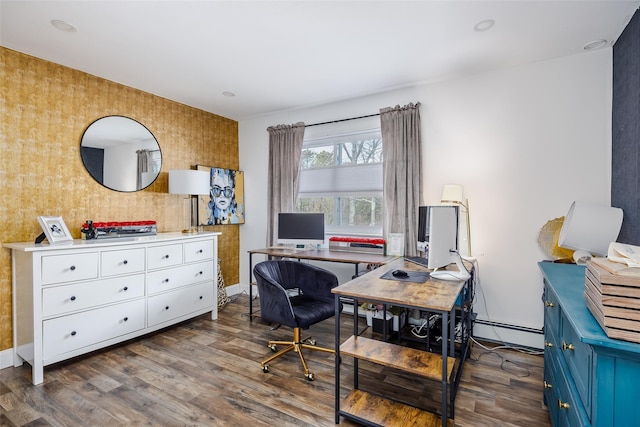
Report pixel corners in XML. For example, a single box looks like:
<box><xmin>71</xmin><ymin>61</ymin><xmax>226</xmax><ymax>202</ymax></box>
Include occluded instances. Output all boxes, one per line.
<box><xmin>253</xmin><ymin>260</ymin><xmax>339</xmax><ymax>327</ymax></box>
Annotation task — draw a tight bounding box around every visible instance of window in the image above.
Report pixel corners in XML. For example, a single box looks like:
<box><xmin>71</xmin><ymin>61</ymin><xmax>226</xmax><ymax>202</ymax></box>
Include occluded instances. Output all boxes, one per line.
<box><xmin>297</xmin><ymin>129</ymin><xmax>383</xmax><ymax>236</ymax></box>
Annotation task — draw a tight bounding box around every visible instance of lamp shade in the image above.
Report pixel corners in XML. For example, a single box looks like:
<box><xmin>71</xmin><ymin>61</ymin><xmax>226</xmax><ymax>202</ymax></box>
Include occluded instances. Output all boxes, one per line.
<box><xmin>558</xmin><ymin>201</ymin><xmax>623</xmax><ymax>257</ymax></box>
<box><xmin>441</xmin><ymin>184</ymin><xmax>464</xmax><ymax>205</ymax></box>
<box><xmin>168</xmin><ymin>170</ymin><xmax>210</xmax><ymax>196</ymax></box>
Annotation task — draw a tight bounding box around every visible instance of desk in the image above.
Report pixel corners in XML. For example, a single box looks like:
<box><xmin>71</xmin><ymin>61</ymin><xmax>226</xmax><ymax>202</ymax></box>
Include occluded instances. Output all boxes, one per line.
<box><xmin>247</xmin><ymin>247</ymin><xmax>396</xmax><ymax>320</ymax></box>
<box><xmin>332</xmin><ymin>258</ymin><xmax>471</xmax><ymax>427</ymax></box>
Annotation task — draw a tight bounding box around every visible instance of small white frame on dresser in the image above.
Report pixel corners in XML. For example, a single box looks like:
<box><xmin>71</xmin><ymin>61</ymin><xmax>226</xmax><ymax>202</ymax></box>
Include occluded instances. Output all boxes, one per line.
<box><xmin>5</xmin><ymin>231</ymin><xmax>220</xmax><ymax>385</ymax></box>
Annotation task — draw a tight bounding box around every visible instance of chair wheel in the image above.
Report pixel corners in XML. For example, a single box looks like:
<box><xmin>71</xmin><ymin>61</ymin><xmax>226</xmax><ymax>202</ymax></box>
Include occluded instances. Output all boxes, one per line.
<box><xmin>305</xmin><ymin>372</ymin><xmax>315</xmax><ymax>381</ymax></box>
<box><xmin>307</xmin><ymin>339</ymin><xmax>316</xmax><ymax>346</ymax></box>
<box><xmin>262</xmin><ymin>365</ymin><xmax>269</xmax><ymax>373</ymax></box>
<box><xmin>268</xmin><ymin>344</ymin><xmax>277</xmax><ymax>352</ymax></box>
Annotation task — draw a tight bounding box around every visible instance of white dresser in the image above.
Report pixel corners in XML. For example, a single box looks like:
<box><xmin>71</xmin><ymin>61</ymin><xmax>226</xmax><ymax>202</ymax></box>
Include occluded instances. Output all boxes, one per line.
<box><xmin>5</xmin><ymin>232</ymin><xmax>220</xmax><ymax>384</ymax></box>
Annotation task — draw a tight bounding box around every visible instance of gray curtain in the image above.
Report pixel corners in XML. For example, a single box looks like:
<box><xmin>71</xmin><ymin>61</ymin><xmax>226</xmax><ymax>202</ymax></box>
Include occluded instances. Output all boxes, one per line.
<box><xmin>136</xmin><ymin>149</ymin><xmax>150</xmax><ymax>190</ymax></box>
<box><xmin>380</xmin><ymin>103</ymin><xmax>422</xmax><ymax>256</ymax></box>
<box><xmin>266</xmin><ymin>122</ymin><xmax>305</xmax><ymax>246</ymax></box>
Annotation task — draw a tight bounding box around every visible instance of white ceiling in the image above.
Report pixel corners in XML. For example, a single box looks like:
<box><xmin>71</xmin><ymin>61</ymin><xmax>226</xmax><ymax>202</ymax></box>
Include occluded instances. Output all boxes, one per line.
<box><xmin>1</xmin><ymin>1</ymin><xmax>639</xmax><ymax>121</ymax></box>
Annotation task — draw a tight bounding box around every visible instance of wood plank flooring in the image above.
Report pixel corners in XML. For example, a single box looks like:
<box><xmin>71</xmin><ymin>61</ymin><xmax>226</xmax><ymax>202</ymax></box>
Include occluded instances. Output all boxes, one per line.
<box><xmin>0</xmin><ymin>294</ymin><xmax>550</xmax><ymax>426</ymax></box>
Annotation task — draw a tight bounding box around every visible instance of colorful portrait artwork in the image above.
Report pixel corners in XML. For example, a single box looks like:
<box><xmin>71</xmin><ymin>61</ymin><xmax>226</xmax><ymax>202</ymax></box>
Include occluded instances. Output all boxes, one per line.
<box><xmin>197</xmin><ymin>166</ymin><xmax>245</xmax><ymax>225</ymax></box>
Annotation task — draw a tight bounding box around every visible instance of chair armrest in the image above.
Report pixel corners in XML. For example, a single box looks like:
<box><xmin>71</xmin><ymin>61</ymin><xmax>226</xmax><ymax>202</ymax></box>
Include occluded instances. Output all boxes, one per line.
<box><xmin>297</xmin><ymin>264</ymin><xmax>339</xmax><ymax>298</ymax></box>
<box><xmin>255</xmin><ymin>271</ymin><xmax>297</xmax><ymax>325</ymax></box>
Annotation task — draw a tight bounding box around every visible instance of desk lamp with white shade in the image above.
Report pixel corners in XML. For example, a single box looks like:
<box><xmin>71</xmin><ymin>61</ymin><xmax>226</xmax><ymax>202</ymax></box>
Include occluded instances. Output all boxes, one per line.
<box><xmin>169</xmin><ymin>169</ymin><xmax>210</xmax><ymax>233</ymax></box>
<box><xmin>558</xmin><ymin>201</ymin><xmax>623</xmax><ymax>265</ymax></box>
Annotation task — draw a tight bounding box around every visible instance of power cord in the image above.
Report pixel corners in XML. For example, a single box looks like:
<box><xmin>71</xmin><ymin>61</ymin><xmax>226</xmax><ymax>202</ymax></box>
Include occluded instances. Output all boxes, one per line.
<box><xmin>470</xmin><ymin>337</ymin><xmax>543</xmax><ymax>378</ymax></box>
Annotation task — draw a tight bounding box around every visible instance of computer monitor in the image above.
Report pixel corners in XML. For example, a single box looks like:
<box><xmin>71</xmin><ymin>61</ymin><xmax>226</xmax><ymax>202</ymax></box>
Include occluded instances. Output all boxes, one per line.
<box><xmin>277</xmin><ymin>213</ymin><xmax>325</xmax><ymax>246</ymax></box>
<box><xmin>420</xmin><ymin>205</ymin><xmax>470</xmax><ymax>281</ymax></box>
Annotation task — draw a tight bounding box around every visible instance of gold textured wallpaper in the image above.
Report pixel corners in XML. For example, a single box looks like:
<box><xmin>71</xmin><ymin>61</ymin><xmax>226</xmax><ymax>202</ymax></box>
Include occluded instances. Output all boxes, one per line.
<box><xmin>0</xmin><ymin>47</ymin><xmax>240</xmax><ymax>351</ymax></box>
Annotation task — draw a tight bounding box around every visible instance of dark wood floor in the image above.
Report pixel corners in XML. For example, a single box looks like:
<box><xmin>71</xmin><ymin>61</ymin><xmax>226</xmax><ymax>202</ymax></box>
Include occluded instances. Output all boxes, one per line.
<box><xmin>0</xmin><ymin>294</ymin><xmax>550</xmax><ymax>427</ymax></box>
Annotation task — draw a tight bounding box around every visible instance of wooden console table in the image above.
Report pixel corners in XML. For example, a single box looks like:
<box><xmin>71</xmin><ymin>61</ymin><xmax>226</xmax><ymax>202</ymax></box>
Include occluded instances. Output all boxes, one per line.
<box><xmin>247</xmin><ymin>247</ymin><xmax>396</xmax><ymax>320</ymax></box>
<box><xmin>332</xmin><ymin>257</ymin><xmax>472</xmax><ymax>427</ymax></box>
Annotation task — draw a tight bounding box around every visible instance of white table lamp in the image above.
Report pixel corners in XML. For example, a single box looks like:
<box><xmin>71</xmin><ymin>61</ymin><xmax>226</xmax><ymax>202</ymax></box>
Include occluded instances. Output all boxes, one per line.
<box><xmin>169</xmin><ymin>169</ymin><xmax>210</xmax><ymax>233</ymax></box>
<box><xmin>558</xmin><ymin>201</ymin><xmax>623</xmax><ymax>264</ymax></box>
<box><xmin>441</xmin><ymin>184</ymin><xmax>471</xmax><ymax>257</ymax></box>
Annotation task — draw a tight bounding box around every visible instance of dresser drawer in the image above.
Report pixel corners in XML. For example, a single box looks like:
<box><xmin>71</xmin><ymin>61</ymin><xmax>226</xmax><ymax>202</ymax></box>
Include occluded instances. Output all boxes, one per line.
<box><xmin>147</xmin><ymin>281</ymin><xmax>215</xmax><ymax>327</ymax></box>
<box><xmin>41</xmin><ymin>252</ymin><xmax>99</xmax><ymax>285</ymax></box>
<box><xmin>544</xmin><ymin>279</ymin><xmax>561</xmax><ymax>335</ymax></box>
<box><xmin>101</xmin><ymin>248</ymin><xmax>145</xmax><ymax>277</ymax></box>
<box><xmin>184</xmin><ymin>239</ymin><xmax>215</xmax><ymax>263</ymax></box>
<box><xmin>42</xmin><ymin>298</ymin><xmax>145</xmax><ymax>361</ymax></box>
<box><xmin>560</xmin><ymin>311</ymin><xmax>592</xmax><ymax>416</ymax></box>
<box><xmin>544</xmin><ymin>345</ymin><xmax>591</xmax><ymax>427</ymax></box>
<box><xmin>42</xmin><ymin>274</ymin><xmax>145</xmax><ymax>317</ymax></box>
<box><xmin>146</xmin><ymin>261</ymin><xmax>214</xmax><ymax>295</ymax></box>
<box><xmin>147</xmin><ymin>243</ymin><xmax>183</xmax><ymax>270</ymax></box>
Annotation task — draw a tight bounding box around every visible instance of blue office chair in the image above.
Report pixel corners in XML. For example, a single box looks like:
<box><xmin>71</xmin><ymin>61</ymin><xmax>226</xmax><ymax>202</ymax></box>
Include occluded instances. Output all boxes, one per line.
<box><xmin>253</xmin><ymin>260</ymin><xmax>342</xmax><ymax>381</ymax></box>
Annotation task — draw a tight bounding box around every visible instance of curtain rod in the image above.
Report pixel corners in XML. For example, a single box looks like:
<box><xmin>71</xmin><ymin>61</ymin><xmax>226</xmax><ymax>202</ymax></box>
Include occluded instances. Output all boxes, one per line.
<box><xmin>305</xmin><ymin>112</ymin><xmax>380</xmax><ymax>128</ymax></box>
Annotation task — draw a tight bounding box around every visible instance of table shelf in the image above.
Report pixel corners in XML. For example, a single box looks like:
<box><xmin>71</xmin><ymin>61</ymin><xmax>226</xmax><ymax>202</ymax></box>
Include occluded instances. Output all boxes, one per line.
<box><xmin>339</xmin><ymin>389</ymin><xmax>454</xmax><ymax>427</ymax></box>
<box><xmin>340</xmin><ymin>335</ymin><xmax>455</xmax><ymax>382</ymax></box>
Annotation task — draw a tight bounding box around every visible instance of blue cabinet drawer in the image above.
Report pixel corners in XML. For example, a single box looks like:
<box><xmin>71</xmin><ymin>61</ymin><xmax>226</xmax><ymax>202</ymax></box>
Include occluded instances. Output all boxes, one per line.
<box><xmin>544</xmin><ymin>280</ymin><xmax>561</xmax><ymax>335</ymax></box>
<box><xmin>544</xmin><ymin>349</ymin><xmax>560</xmax><ymax>426</ymax></box>
<box><xmin>544</xmin><ymin>344</ymin><xmax>591</xmax><ymax>427</ymax></box>
<box><xmin>560</xmin><ymin>310</ymin><xmax>592</xmax><ymax>417</ymax></box>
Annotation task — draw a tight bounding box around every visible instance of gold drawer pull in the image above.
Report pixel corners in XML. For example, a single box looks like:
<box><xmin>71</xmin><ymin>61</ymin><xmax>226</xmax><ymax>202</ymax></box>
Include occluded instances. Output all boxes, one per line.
<box><xmin>545</xmin><ymin>341</ymin><xmax>554</xmax><ymax>348</ymax></box>
<box><xmin>544</xmin><ymin>381</ymin><xmax>553</xmax><ymax>389</ymax></box>
<box><xmin>545</xmin><ymin>301</ymin><xmax>555</xmax><ymax>308</ymax></box>
<box><xmin>558</xmin><ymin>400</ymin><xmax>570</xmax><ymax>410</ymax></box>
<box><xmin>562</xmin><ymin>342</ymin><xmax>575</xmax><ymax>351</ymax></box>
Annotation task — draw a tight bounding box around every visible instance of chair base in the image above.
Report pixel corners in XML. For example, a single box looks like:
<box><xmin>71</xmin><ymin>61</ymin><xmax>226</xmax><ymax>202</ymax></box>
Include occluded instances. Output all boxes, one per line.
<box><xmin>261</xmin><ymin>327</ymin><xmax>335</xmax><ymax>380</ymax></box>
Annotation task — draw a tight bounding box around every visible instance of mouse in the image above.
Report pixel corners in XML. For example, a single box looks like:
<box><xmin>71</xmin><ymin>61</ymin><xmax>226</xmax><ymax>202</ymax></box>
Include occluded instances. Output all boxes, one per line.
<box><xmin>392</xmin><ymin>269</ymin><xmax>408</xmax><ymax>278</ymax></box>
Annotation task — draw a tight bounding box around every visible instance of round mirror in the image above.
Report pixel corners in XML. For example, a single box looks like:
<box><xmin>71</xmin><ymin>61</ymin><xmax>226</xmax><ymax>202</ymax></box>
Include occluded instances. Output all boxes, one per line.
<box><xmin>80</xmin><ymin>116</ymin><xmax>162</xmax><ymax>192</ymax></box>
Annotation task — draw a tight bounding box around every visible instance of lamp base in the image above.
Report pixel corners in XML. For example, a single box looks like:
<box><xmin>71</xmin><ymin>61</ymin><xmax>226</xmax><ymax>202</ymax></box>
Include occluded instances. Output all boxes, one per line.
<box><xmin>572</xmin><ymin>249</ymin><xmax>592</xmax><ymax>265</ymax></box>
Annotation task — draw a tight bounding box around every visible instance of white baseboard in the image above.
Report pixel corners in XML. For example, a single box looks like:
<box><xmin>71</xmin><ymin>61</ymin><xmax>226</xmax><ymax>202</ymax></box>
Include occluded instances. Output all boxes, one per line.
<box><xmin>473</xmin><ymin>322</ymin><xmax>544</xmax><ymax>350</ymax></box>
<box><xmin>225</xmin><ymin>283</ymin><xmax>257</xmax><ymax>297</ymax></box>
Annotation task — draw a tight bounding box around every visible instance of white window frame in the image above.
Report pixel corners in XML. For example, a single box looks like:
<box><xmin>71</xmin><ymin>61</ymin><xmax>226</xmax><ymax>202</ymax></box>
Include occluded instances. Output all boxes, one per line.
<box><xmin>297</xmin><ymin>128</ymin><xmax>383</xmax><ymax>237</ymax></box>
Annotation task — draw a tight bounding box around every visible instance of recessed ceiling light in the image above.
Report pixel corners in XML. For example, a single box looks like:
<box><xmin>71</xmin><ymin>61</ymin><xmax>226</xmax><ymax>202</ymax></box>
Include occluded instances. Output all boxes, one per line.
<box><xmin>51</xmin><ymin>20</ymin><xmax>77</xmax><ymax>32</ymax></box>
<box><xmin>222</xmin><ymin>91</ymin><xmax>236</xmax><ymax>97</ymax></box>
<box><xmin>473</xmin><ymin>19</ymin><xmax>495</xmax><ymax>32</ymax></box>
<box><xmin>583</xmin><ymin>39</ymin><xmax>607</xmax><ymax>51</ymax></box>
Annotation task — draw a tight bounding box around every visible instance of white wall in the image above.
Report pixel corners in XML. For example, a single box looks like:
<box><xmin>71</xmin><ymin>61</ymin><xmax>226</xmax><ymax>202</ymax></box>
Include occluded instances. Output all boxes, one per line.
<box><xmin>238</xmin><ymin>49</ymin><xmax>613</xmax><ymax>347</ymax></box>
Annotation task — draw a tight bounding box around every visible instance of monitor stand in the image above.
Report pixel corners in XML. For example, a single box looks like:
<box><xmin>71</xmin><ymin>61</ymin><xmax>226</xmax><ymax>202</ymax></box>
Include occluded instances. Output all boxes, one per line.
<box><xmin>430</xmin><ymin>256</ymin><xmax>471</xmax><ymax>281</ymax></box>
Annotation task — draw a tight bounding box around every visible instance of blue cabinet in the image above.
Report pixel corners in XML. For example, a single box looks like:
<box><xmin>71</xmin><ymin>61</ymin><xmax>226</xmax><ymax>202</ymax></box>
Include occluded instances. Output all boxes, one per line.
<box><xmin>539</xmin><ymin>262</ymin><xmax>640</xmax><ymax>427</ymax></box>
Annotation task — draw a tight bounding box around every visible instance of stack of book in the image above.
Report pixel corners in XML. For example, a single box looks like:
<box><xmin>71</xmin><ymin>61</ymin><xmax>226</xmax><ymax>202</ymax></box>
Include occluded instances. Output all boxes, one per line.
<box><xmin>585</xmin><ymin>257</ymin><xmax>640</xmax><ymax>343</ymax></box>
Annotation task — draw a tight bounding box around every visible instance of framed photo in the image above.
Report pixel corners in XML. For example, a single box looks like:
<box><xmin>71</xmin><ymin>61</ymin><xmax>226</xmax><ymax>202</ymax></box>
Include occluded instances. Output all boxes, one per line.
<box><xmin>386</xmin><ymin>233</ymin><xmax>405</xmax><ymax>256</ymax></box>
<box><xmin>196</xmin><ymin>165</ymin><xmax>245</xmax><ymax>225</ymax></box>
<box><xmin>37</xmin><ymin>216</ymin><xmax>73</xmax><ymax>244</ymax></box>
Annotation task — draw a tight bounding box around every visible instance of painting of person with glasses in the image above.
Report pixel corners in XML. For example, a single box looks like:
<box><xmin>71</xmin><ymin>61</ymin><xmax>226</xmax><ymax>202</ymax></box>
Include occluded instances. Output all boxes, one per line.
<box><xmin>207</xmin><ymin>167</ymin><xmax>244</xmax><ymax>224</ymax></box>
